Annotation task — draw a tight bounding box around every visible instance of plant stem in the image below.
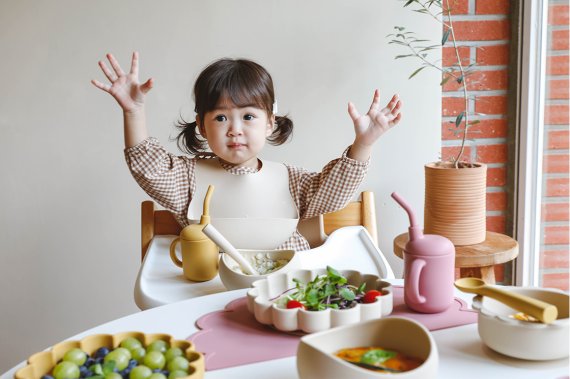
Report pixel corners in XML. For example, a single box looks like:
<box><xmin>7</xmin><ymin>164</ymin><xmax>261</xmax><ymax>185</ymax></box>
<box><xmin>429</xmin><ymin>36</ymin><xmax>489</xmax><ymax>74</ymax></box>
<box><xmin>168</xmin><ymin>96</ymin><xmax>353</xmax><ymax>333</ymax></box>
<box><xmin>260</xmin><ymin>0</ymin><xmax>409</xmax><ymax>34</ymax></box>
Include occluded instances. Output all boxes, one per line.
<box><xmin>445</xmin><ymin>0</ymin><xmax>469</xmax><ymax>167</ymax></box>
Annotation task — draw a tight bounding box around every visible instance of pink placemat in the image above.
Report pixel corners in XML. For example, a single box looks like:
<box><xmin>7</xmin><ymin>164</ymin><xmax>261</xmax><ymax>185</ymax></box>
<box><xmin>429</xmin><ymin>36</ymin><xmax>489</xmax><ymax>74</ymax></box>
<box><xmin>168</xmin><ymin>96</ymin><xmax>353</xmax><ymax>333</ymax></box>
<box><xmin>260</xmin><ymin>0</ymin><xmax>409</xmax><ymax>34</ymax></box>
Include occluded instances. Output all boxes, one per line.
<box><xmin>188</xmin><ymin>286</ymin><xmax>477</xmax><ymax>371</ymax></box>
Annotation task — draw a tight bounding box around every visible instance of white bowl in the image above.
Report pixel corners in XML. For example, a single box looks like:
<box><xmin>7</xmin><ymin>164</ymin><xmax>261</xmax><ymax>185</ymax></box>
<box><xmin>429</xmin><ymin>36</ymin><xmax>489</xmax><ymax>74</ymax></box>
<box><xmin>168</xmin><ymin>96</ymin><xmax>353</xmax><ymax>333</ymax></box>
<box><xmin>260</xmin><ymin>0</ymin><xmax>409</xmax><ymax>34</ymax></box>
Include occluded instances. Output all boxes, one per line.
<box><xmin>218</xmin><ymin>249</ymin><xmax>301</xmax><ymax>290</ymax></box>
<box><xmin>246</xmin><ymin>268</ymin><xmax>393</xmax><ymax>333</ymax></box>
<box><xmin>296</xmin><ymin>317</ymin><xmax>438</xmax><ymax>379</ymax></box>
<box><xmin>473</xmin><ymin>286</ymin><xmax>569</xmax><ymax>360</ymax></box>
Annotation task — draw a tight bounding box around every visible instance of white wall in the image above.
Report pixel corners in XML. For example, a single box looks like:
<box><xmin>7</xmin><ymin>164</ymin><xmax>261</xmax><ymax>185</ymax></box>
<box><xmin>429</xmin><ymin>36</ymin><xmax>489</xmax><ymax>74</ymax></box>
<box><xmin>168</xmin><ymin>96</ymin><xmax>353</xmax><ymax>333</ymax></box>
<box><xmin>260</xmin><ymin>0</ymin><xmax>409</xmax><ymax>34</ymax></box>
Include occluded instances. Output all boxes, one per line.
<box><xmin>0</xmin><ymin>0</ymin><xmax>441</xmax><ymax>372</ymax></box>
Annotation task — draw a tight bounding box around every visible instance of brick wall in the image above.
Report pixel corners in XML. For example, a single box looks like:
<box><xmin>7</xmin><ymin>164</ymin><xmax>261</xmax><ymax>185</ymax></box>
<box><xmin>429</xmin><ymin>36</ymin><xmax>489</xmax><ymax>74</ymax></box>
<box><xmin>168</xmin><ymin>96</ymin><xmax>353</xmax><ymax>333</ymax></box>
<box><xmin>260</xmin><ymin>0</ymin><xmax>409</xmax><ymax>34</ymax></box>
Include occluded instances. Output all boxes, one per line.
<box><xmin>441</xmin><ymin>0</ymin><xmax>511</xmax><ymax>282</ymax></box>
<box><xmin>442</xmin><ymin>0</ymin><xmax>569</xmax><ymax>289</ymax></box>
<box><xmin>541</xmin><ymin>0</ymin><xmax>569</xmax><ymax>291</ymax></box>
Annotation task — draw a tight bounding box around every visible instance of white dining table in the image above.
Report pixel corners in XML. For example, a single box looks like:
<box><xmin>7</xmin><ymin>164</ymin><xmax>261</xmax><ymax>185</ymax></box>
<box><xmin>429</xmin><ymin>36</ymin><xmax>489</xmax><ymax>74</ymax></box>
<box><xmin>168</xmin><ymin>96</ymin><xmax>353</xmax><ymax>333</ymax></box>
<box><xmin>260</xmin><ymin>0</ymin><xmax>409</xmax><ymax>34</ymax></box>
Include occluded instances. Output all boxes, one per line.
<box><xmin>3</xmin><ymin>279</ymin><xmax>568</xmax><ymax>379</ymax></box>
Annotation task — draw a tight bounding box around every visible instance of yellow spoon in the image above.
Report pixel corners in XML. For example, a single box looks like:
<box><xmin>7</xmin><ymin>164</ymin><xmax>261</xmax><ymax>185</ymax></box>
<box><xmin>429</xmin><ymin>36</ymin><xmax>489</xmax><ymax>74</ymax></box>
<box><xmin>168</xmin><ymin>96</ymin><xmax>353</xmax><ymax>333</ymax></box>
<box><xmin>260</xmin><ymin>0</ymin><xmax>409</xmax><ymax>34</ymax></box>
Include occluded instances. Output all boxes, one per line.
<box><xmin>454</xmin><ymin>277</ymin><xmax>558</xmax><ymax>324</ymax></box>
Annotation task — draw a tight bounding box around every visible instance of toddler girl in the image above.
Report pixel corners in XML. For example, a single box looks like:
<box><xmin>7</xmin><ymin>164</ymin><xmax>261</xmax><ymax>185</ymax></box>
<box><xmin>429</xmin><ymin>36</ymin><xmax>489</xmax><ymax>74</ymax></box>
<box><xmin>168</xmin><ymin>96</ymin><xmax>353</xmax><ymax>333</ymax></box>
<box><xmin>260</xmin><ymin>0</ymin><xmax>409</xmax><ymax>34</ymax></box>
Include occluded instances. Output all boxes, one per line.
<box><xmin>92</xmin><ymin>52</ymin><xmax>402</xmax><ymax>251</ymax></box>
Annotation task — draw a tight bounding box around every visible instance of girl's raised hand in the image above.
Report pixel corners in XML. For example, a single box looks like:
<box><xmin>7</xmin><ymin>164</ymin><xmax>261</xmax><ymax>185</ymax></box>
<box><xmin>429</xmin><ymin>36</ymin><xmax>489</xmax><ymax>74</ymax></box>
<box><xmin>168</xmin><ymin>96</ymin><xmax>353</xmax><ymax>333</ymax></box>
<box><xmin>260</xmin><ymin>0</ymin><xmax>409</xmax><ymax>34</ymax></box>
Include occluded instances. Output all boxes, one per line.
<box><xmin>91</xmin><ymin>52</ymin><xmax>153</xmax><ymax>113</ymax></box>
<box><xmin>347</xmin><ymin>90</ymin><xmax>402</xmax><ymax>148</ymax></box>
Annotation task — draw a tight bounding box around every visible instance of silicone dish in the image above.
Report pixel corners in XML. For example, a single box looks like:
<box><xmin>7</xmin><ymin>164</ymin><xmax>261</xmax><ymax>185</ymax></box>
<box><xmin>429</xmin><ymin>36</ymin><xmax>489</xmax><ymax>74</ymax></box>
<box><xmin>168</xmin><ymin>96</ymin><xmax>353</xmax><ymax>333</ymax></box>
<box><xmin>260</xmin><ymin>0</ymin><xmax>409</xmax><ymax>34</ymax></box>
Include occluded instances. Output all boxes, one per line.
<box><xmin>14</xmin><ymin>332</ymin><xmax>205</xmax><ymax>379</ymax></box>
<box><xmin>218</xmin><ymin>248</ymin><xmax>301</xmax><ymax>290</ymax></box>
<box><xmin>473</xmin><ymin>286</ymin><xmax>569</xmax><ymax>360</ymax></box>
<box><xmin>247</xmin><ymin>268</ymin><xmax>393</xmax><ymax>333</ymax></box>
<box><xmin>297</xmin><ymin>317</ymin><xmax>438</xmax><ymax>379</ymax></box>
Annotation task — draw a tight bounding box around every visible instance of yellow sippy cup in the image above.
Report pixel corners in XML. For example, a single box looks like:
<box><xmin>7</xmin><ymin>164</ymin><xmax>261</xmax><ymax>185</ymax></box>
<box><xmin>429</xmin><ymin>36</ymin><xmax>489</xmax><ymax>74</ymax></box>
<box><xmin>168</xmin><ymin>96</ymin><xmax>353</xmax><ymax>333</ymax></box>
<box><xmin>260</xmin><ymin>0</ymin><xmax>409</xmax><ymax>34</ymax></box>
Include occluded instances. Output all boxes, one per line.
<box><xmin>169</xmin><ymin>185</ymin><xmax>219</xmax><ymax>281</ymax></box>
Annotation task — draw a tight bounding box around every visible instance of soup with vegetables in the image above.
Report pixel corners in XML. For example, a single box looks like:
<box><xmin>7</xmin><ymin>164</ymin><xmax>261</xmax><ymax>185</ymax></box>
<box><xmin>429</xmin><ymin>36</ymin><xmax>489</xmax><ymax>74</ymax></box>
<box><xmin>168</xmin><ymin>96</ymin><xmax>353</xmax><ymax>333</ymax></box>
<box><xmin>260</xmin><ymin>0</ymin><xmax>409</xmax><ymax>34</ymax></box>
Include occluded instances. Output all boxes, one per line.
<box><xmin>335</xmin><ymin>347</ymin><xmax>423</xmax><ymax>373</ymax></box>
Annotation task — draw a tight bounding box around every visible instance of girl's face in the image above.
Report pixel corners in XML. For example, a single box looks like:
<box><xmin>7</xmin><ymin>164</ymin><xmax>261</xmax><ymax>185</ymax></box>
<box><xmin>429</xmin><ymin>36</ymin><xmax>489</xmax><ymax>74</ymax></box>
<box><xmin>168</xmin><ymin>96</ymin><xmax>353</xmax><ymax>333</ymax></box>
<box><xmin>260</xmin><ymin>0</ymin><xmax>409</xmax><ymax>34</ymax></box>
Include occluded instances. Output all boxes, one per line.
<box><xmin>198</xmin><ymin>97</ymin><xmax>273</xmax><ymax>169</ymax></box>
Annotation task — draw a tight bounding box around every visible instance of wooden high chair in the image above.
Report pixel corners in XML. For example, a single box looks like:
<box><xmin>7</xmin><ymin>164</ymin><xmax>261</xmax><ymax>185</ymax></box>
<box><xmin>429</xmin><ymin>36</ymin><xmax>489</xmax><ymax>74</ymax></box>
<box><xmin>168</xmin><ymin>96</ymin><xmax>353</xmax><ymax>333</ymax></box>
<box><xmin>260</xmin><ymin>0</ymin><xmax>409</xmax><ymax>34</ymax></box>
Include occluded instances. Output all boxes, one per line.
<box><xmin>140</xmin><ymin>191</ymin><xmax>378</xmax><ymax>260</ymax></box>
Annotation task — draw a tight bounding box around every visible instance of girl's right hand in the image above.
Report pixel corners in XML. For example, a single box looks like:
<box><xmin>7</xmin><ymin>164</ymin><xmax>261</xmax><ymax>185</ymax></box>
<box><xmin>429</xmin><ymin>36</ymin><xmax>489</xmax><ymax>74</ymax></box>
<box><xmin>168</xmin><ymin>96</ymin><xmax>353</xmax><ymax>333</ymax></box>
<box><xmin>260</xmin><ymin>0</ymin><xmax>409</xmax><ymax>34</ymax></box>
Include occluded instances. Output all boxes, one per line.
<box><xmin>91</xmin><ymin>52</ymin><xmax>153</xmax><ymax>113</ymax></box>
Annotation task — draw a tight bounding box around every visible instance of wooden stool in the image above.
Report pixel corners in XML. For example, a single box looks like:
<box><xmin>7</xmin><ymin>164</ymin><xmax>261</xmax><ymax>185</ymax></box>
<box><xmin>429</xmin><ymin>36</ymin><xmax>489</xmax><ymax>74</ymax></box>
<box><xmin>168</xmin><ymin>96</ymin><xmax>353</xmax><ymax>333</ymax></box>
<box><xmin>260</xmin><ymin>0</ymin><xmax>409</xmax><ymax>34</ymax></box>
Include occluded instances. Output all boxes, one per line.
<box><xmin>393</xmin><ymin>231</ymin><xmax>519</xmax><ymax>284</ymax></box>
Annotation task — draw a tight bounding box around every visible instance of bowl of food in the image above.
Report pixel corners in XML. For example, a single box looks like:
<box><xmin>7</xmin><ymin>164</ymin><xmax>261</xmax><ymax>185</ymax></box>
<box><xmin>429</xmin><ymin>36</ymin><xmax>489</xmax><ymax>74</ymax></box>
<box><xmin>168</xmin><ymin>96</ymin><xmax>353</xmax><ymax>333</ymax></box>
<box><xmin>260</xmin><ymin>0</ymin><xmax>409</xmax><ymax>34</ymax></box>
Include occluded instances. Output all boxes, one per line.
<box><xmin>218</xmin><ymin>248</ymin><xmax>301</xmax><ymax>290</ymax></box>
<box><xmin>296</xmin><ymin>317</ymin><xmax>437</xmax><ymax>379</ymax></box>
<box><xmin>15</xmin><ymin>332</ymin><xmax>204</xmax><ymax>379</ymax></box>
<box><xmin>246</xmin><ymin>267</ymin><xmax>393</xmax><ymax>333</ymax></box>
<box><xmin>473</xmin><ymin>286</ymin><xmax>569</xmax><ymax>360</ymax></box>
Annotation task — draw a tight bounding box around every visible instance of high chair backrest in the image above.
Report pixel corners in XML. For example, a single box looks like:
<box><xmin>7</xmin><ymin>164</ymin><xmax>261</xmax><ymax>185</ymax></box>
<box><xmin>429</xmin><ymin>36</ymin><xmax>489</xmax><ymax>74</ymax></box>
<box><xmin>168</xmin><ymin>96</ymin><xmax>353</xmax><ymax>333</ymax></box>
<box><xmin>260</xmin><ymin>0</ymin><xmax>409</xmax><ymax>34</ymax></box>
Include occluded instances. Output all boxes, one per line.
<box><xmin>140</xmin><ymin>191</ymin><xmax>378</xmax><ymax>260</ymax></box>
<box><xmin>297</xmin><ymin>191</ymin><xmax>378</xmax><ymax>248</ymax></box>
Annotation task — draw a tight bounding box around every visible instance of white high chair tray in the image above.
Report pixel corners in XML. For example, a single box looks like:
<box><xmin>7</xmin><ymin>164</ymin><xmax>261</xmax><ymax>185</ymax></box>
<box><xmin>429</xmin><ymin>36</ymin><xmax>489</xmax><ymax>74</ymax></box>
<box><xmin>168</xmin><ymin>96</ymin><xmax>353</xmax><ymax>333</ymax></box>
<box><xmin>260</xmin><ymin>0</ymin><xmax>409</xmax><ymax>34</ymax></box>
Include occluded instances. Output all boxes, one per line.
<box><xmin>134</xmin><ymin>226</ymin><xmax>395</xmax><ymax>310</ymax></box>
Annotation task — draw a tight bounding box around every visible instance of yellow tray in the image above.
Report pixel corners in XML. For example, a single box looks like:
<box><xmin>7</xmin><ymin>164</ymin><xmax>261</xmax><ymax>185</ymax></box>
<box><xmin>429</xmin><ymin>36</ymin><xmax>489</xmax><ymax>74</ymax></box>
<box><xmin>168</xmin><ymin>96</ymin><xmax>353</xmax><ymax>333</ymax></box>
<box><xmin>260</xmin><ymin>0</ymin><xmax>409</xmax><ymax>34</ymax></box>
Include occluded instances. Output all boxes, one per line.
<box><xmin>15</xmin><ymin>331</ymin><xmax>204</xmax><ymax>379</ymax></box>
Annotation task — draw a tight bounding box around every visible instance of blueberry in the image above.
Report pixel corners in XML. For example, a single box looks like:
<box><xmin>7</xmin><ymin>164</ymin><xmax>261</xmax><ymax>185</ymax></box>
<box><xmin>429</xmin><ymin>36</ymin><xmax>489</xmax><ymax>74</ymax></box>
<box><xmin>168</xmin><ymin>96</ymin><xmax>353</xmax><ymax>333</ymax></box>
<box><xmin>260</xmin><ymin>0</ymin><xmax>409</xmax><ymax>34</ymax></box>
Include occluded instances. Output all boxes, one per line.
<box><xmin>94</xmin><ymin>347</ymin><xmax>110</xmax><ymax>359</ymax></box>
<box><xmin>41</xmin><ymin>376</ymin><xmax>54</xmax><ymax>379</ymax></box>
<box><xmin>79</xmin><ymin>366</ymin><xmax>92</xmax><ymax>378</ymax></box>
<box><xmin>120</xmin><ymin>368</ymin><xmax>132</xmax><ymax>379</ymax></box>
<box><xmin>95</xmin><ymin>357</ymin><xmax>104</xmax><ymax>364</ymax></box>
<box><xmin>128</xmin><ymin>359</ymin><xmax>138</xmax><ymax>368</ymax></box>
<box><xmin>161</xmin><ymin>370</ymin><xmax>170</xmax><ymax>376</ymax></box>
<box><xmin>152</xmin><ymin>369</ymin><xmax>162</xmax><ymax>373</ymax></box>
<box><xmin>85</xmin><ymin>357</ymin><xmax>95</xmax><ymax>367</ymax></box>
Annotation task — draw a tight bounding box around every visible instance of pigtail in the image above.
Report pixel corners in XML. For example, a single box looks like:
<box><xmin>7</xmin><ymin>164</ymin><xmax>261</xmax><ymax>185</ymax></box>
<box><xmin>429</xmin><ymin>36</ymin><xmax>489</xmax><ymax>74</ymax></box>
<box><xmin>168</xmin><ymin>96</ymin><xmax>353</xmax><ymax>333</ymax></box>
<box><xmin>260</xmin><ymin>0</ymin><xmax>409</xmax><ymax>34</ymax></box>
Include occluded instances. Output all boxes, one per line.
<box><xmin>267</xmin><ymin>115</ymin><xmax>294</xmax><ymax>145</ymax></box>
<box><xmin>174</xmin><ymin>118</ymin><xmax>208</xmax><ymax>156</ymax></box>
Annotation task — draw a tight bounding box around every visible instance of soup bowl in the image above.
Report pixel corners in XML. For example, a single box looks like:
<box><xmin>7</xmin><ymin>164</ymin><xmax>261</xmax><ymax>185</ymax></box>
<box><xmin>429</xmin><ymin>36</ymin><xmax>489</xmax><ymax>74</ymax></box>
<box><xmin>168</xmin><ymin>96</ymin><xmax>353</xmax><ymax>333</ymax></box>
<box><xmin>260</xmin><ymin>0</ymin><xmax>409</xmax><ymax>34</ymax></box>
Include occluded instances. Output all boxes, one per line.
<box><xmin>296</xmin><ymin>317</ymin><xmax>438</xmax><ymax>379</ymax></box>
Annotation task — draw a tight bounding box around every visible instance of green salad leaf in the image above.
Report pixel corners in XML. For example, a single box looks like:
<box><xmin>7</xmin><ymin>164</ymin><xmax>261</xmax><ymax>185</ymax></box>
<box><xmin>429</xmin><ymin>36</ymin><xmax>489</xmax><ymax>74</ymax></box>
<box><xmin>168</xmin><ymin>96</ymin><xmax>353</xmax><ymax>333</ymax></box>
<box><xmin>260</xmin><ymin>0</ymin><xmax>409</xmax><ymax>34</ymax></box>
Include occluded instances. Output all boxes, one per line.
<box><xmin>281</xmin><ymin>266</ymin><xmax>366</xmax><ymax>311</ymax></box>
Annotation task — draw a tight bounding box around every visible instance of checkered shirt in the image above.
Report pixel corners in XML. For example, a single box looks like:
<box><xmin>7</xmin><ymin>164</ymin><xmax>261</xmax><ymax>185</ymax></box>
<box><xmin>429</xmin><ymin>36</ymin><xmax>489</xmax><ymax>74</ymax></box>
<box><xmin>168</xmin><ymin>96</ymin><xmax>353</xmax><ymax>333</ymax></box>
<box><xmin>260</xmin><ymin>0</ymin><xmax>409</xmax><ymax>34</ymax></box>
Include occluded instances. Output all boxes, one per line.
<box><xmin>125</xmin><ymin>137</ymin><xmax>369</xmax><ymax>251</ymax></box>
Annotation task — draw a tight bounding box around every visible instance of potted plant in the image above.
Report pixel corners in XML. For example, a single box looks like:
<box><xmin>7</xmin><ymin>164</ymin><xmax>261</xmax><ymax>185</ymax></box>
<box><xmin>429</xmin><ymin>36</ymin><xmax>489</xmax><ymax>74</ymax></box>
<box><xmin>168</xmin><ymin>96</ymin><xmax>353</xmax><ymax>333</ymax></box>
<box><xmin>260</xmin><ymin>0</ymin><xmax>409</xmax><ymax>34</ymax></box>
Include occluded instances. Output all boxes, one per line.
<box><xmin>388</xmin><ymin>0</ymin><xmax>487</xmax><ymax>245</ymax></box>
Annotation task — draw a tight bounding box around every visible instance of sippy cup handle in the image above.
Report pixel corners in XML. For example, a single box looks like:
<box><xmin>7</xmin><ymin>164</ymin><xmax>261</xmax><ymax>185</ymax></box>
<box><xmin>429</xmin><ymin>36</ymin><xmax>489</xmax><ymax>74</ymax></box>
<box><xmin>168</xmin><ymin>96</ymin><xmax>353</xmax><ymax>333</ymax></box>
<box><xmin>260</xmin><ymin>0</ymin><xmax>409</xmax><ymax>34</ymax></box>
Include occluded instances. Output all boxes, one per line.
<box><xmin>408</xmin><ymin>259</ymin><xmax>427</xmax><ymax>304</ymax></box>
<box><xmin>169</xmin><ymin>238</ymin><xmax>183</xmax><ymax>268</ymax></box>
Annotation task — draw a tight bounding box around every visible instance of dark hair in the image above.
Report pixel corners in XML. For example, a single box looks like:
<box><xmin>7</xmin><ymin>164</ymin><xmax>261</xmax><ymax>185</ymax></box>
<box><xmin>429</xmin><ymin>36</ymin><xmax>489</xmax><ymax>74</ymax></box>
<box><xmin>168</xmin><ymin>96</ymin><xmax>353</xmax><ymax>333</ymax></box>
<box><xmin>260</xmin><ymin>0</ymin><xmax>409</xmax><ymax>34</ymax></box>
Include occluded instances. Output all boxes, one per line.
<box><xmin>175</xmin><ymin>58</ymin><xmax>293</xmax><ymax>155</ymax></box>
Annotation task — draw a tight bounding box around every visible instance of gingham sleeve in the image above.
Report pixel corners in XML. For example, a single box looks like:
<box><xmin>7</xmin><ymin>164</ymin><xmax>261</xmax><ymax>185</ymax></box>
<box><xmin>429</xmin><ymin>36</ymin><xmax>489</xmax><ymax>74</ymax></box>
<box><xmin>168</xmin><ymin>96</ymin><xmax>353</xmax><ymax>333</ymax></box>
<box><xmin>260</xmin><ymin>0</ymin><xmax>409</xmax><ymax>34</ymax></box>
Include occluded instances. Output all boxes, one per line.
<box><xmin>124</xmin><ymin>137</ymin><xmax>194</xmax><ymax>225</ymax></box>
<box><xmin>286</xmin><ymin>146</ymin><xmax>370</xmax><ymax>219</ymax></box>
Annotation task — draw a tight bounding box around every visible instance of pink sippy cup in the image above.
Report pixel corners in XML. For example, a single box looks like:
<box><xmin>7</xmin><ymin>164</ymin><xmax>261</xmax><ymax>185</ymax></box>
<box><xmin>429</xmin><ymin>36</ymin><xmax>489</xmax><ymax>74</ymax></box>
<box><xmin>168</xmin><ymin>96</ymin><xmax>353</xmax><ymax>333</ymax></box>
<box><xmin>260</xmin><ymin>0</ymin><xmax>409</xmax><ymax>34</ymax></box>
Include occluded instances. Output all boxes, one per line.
<box><xmin>392</xmin><ymin>192</ymin><xmax>456</xmax><ymax>313</ymax></box>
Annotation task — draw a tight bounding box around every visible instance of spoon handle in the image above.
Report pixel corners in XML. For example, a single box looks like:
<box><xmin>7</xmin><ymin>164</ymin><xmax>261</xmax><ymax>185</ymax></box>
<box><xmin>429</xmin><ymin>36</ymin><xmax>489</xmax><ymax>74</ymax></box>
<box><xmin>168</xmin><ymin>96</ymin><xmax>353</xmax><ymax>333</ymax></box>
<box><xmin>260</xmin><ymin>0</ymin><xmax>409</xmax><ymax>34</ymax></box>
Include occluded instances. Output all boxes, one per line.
<box><xmin>479</xmin><ymin>286</ymin><xmax>558</xmax><ymax>324</ymax></box>
<box><xmin>202</xmin><ymin>224</ymin><xmax>258</xmax><ymax>275</ymax></box>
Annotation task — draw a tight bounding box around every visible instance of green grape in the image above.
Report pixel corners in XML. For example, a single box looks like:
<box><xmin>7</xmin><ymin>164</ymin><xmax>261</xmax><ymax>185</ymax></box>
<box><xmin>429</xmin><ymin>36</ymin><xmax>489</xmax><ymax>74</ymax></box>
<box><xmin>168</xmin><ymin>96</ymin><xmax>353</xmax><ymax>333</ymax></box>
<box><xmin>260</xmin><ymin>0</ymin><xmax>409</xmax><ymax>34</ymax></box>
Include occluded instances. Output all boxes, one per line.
<box><xmin>104</xmin><ymin>349</ymin><xmax>130</xmax><ymax>371</ymax></box>
<box><xmin>168</xmin><ymin>371</ymin><xmax>187</xmax><ymax>379</ymax></box>
<box><xmin>147</xmin><ymin>340</ymin><xmax>169</xmax><ymax>354</ymax></box>
<box><xmin>164</xmin><ymin>347</ymin><xmax>183</xmax><ymax>362</ymax></box>
<box><xmin>166</xmin><ymin>357</ymin><xmax>189</xmax><ymax>372</ymax></box>
<box><xmin>89</xmin><ymin>363</ymin><xmax>103</xmax><ymax>376</ymax></box>
<box><xmin>129</xmin><ymin>365</ymin><xmax>152</xmax><ymax>379</ymax></box>
<box><xmin>105</xmin><ymin>373</ymin><xmax>123</xmax><ymax>379</ymax></box>
<box><xmin>143</xmin><ymin>351</ymin><xmax>166</xmax><ymax>370</ymax></box>
<box><xmin>149</xmin><ymin>374</ymin><xmax>167</xmax><ymax>379</ymax></box>
<box><xmin>53</xmin><ymin>361</ymin><xmax>80</xmax><ymax>379</ymax></box>
<box><xmin>63</xmin><ymin>348</ymin><xmax>87</xmax><ymax>366</ymax></box>
<box><xmin>113</xmin><ymin>347</ymin><xmax>132</xmax><ymax>360</ymax></box>
<box><xmin>131</xmin><ymin>346</ymin><xmax>146</xmax><ymax>362</ymax></box>
<box><xmin>120</xmin><ymin>337</ymin><xmax>143</xmax><ymax>351</ymax></box>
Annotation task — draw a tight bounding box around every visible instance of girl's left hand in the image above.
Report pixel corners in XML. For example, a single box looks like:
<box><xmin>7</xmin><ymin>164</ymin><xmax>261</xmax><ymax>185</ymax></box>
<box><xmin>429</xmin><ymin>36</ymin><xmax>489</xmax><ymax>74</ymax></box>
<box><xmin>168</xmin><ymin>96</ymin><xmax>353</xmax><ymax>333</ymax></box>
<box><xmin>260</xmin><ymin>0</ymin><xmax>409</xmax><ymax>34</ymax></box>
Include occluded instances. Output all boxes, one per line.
<box><xmin>348</xmin><ymin>90</ymin><xmax>402</xmax><ymax>147</ymax></box>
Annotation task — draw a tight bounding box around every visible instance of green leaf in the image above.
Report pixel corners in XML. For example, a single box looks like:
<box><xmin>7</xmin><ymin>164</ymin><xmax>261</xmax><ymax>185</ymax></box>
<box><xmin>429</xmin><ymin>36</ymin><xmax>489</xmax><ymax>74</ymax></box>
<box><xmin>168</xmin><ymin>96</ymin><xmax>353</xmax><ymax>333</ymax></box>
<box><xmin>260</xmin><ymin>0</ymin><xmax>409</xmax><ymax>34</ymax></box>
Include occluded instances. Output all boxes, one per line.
<box><xmin>394</xmin><ymin>54</ymin><xmax>414</xmax><ymax>59</ymax></box>
<box><xmin>357</xmin><ymin>283</ymin><xmax>366</xmax><ymax>293</ymax></box>
<box><xmin>306</xmin><ymin>289</ymin><xmax>319</xmax><ymax>306</ymax></box>
<box><xmin>456</xmin><ymin>75</ymin><xmax>464</xmax><ymax>84</ymax></box>
<box><xmin>326</xmin><ymin>266</ymin><xmax>342</xmax><ymax>280</ymax></box>
<box><xmin>340</xmin><ymin>287</ymin><xmax>356</xmax><ymax>301</ymax></box>
<box><xmin>442</xmin><ymin>28</ymin><xmax>451</xmax><ymax>45</ymax></box>
<box><xmin>361</xmin><ymin>349</ymin><xmax>398</xmax><ymax>365</ymax></box>
<box><xmin>408</xmin><ymin>66</ymin><xmax>427</xmax><ymax>79</ymax></box>
<box><xmin>455</xmin><ymin>112</ymin><xmax>465</xmax><ymax>127</ymax></box>
<box><xmin>404</xmin><ymin>0</ymin><xmax>415</xmax><ymax>7</ymax></box>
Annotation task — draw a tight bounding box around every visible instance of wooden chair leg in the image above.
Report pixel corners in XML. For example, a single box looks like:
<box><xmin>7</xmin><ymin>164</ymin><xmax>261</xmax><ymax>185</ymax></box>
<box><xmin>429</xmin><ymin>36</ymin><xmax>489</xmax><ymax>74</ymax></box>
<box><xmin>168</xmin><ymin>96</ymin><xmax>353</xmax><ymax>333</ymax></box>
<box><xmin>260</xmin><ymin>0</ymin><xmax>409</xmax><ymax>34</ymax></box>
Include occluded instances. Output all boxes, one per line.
<box><xmin>460</xmin><ymin>266</ymin><xmax>496</xmax><ymax>285</ymax></box>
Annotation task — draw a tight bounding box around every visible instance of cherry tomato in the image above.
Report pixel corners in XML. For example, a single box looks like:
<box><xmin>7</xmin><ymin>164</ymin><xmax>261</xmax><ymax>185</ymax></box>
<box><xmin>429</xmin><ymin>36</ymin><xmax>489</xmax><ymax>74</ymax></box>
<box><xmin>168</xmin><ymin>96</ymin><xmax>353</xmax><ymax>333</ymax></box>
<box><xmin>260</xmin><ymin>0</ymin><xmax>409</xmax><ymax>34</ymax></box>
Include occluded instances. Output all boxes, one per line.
<box><xmin>362</xmin><ymin>290</ymin><xmax>383</xmax><ymax>304</ymax></box>
<box><xmin>286</xmin><ymin>300</ymin><xmax>305</xmax><ymax>309</ymax></box>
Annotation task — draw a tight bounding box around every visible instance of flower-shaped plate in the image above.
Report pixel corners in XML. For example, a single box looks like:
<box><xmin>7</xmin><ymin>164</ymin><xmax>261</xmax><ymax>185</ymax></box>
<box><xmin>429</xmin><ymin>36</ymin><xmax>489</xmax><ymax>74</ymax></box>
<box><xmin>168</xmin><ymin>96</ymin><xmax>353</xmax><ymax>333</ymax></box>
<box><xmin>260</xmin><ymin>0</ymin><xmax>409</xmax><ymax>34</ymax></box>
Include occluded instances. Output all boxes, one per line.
<box><xmin>246</xmin><ymin>268</ymin><xmax>393</xmax><ymax>333</ymax></box>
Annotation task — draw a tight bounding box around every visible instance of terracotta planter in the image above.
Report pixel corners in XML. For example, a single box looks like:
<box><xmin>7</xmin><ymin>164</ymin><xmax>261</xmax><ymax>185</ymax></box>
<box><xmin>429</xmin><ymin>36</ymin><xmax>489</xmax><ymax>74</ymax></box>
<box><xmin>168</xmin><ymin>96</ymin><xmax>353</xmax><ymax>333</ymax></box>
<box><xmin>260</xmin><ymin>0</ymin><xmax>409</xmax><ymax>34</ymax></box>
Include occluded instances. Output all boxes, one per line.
<box><xmin>424</xmin><ymin>162</ymin><xmax>487</xmax><ymax>246</ymax></box>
